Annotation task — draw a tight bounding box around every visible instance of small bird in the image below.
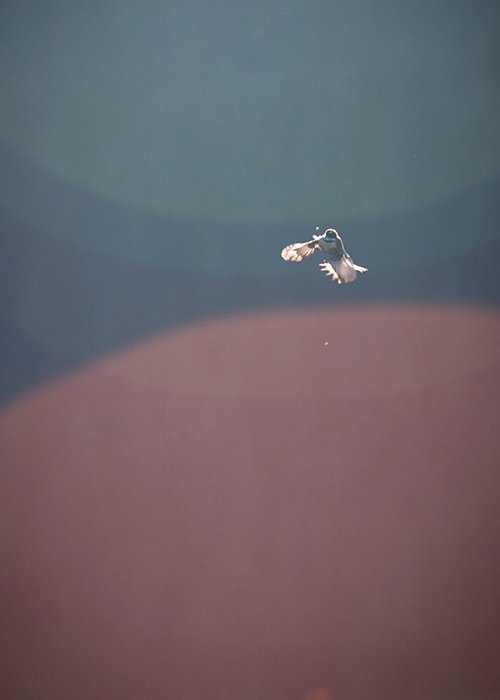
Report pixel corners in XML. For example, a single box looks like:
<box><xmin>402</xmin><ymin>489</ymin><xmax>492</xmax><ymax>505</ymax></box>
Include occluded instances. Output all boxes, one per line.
<box><xmin>281</xmin><ymin>228</ymin><xmax>367</xmax><ymax>284</ymax></box>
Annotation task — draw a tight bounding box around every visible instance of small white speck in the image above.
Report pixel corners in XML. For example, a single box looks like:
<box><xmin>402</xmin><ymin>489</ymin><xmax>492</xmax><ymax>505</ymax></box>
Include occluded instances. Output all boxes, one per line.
<box><xmin>324</xmin><ymin>341</ymin><xmax>329</xmax><ymax>346</ymax></box>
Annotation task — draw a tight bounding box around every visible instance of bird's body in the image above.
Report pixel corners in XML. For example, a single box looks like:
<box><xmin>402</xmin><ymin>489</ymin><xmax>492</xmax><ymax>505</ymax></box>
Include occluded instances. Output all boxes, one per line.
<box><xmin>281</xmin><ymin>228</ymin><xmax>367</xmax><ymax>284</ymax></box>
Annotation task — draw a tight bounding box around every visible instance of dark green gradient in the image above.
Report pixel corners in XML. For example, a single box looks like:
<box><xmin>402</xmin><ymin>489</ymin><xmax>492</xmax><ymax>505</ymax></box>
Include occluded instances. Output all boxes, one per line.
<box><xmin>1</xmin><ymin>1</ymin><xmax>499</xmax><ymax>225</ymax></box>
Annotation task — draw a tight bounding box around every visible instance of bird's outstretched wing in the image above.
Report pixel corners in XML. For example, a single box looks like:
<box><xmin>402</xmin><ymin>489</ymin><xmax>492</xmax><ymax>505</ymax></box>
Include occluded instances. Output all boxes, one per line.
<box><xmin>319</xmin><ymin>258</ymin><xmax>368</xmax><ymax>284</ymax></box>
<box><xmin>281</xmin><ymin>240</ymin><xmax>318</xmax><ymax>262</ymax></box>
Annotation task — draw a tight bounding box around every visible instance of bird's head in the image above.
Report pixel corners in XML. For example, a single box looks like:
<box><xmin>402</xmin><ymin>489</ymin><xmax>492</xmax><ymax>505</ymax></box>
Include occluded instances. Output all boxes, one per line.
<box><xmin>324</xmin><ymin>228</ymin><xmax>339</xmax><ymax>240</ymax></box>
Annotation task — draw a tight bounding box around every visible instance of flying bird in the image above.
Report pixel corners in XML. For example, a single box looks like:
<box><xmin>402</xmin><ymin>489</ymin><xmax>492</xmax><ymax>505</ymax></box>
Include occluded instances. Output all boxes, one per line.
<box><xmin>281</xmin><ymin>228</ymin><xmax>367</xmax><ymax>284</ymax></box>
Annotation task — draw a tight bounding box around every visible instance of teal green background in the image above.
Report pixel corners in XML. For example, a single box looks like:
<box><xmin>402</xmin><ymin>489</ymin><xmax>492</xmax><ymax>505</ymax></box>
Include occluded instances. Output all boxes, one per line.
<box><xmin>2</xmin><ymin>1</ymin><xmax>499</xmax><ymax>226</ymax></box>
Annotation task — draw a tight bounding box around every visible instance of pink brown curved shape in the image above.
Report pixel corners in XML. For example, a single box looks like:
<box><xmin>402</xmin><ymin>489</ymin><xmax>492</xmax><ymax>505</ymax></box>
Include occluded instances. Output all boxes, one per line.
<box><xmin>1</xmin><ymin>305</ymin><xmax>500</xmax><ymax>700</ymax></box>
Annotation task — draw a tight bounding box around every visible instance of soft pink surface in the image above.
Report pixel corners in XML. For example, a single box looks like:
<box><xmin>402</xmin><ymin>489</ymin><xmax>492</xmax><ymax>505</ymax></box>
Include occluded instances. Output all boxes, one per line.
<box><xmin>1</xmin><ymin>305</ymin><xmax>500</xmax><ymax>700</ymax></box>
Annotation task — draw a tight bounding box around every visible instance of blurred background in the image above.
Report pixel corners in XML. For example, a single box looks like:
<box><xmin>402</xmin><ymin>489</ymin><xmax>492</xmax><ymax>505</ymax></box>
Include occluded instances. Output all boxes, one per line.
<box><xmin>1</xmin><ymin>2</ymin><xmax>500</xmax><ymax>699</ymax></box>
